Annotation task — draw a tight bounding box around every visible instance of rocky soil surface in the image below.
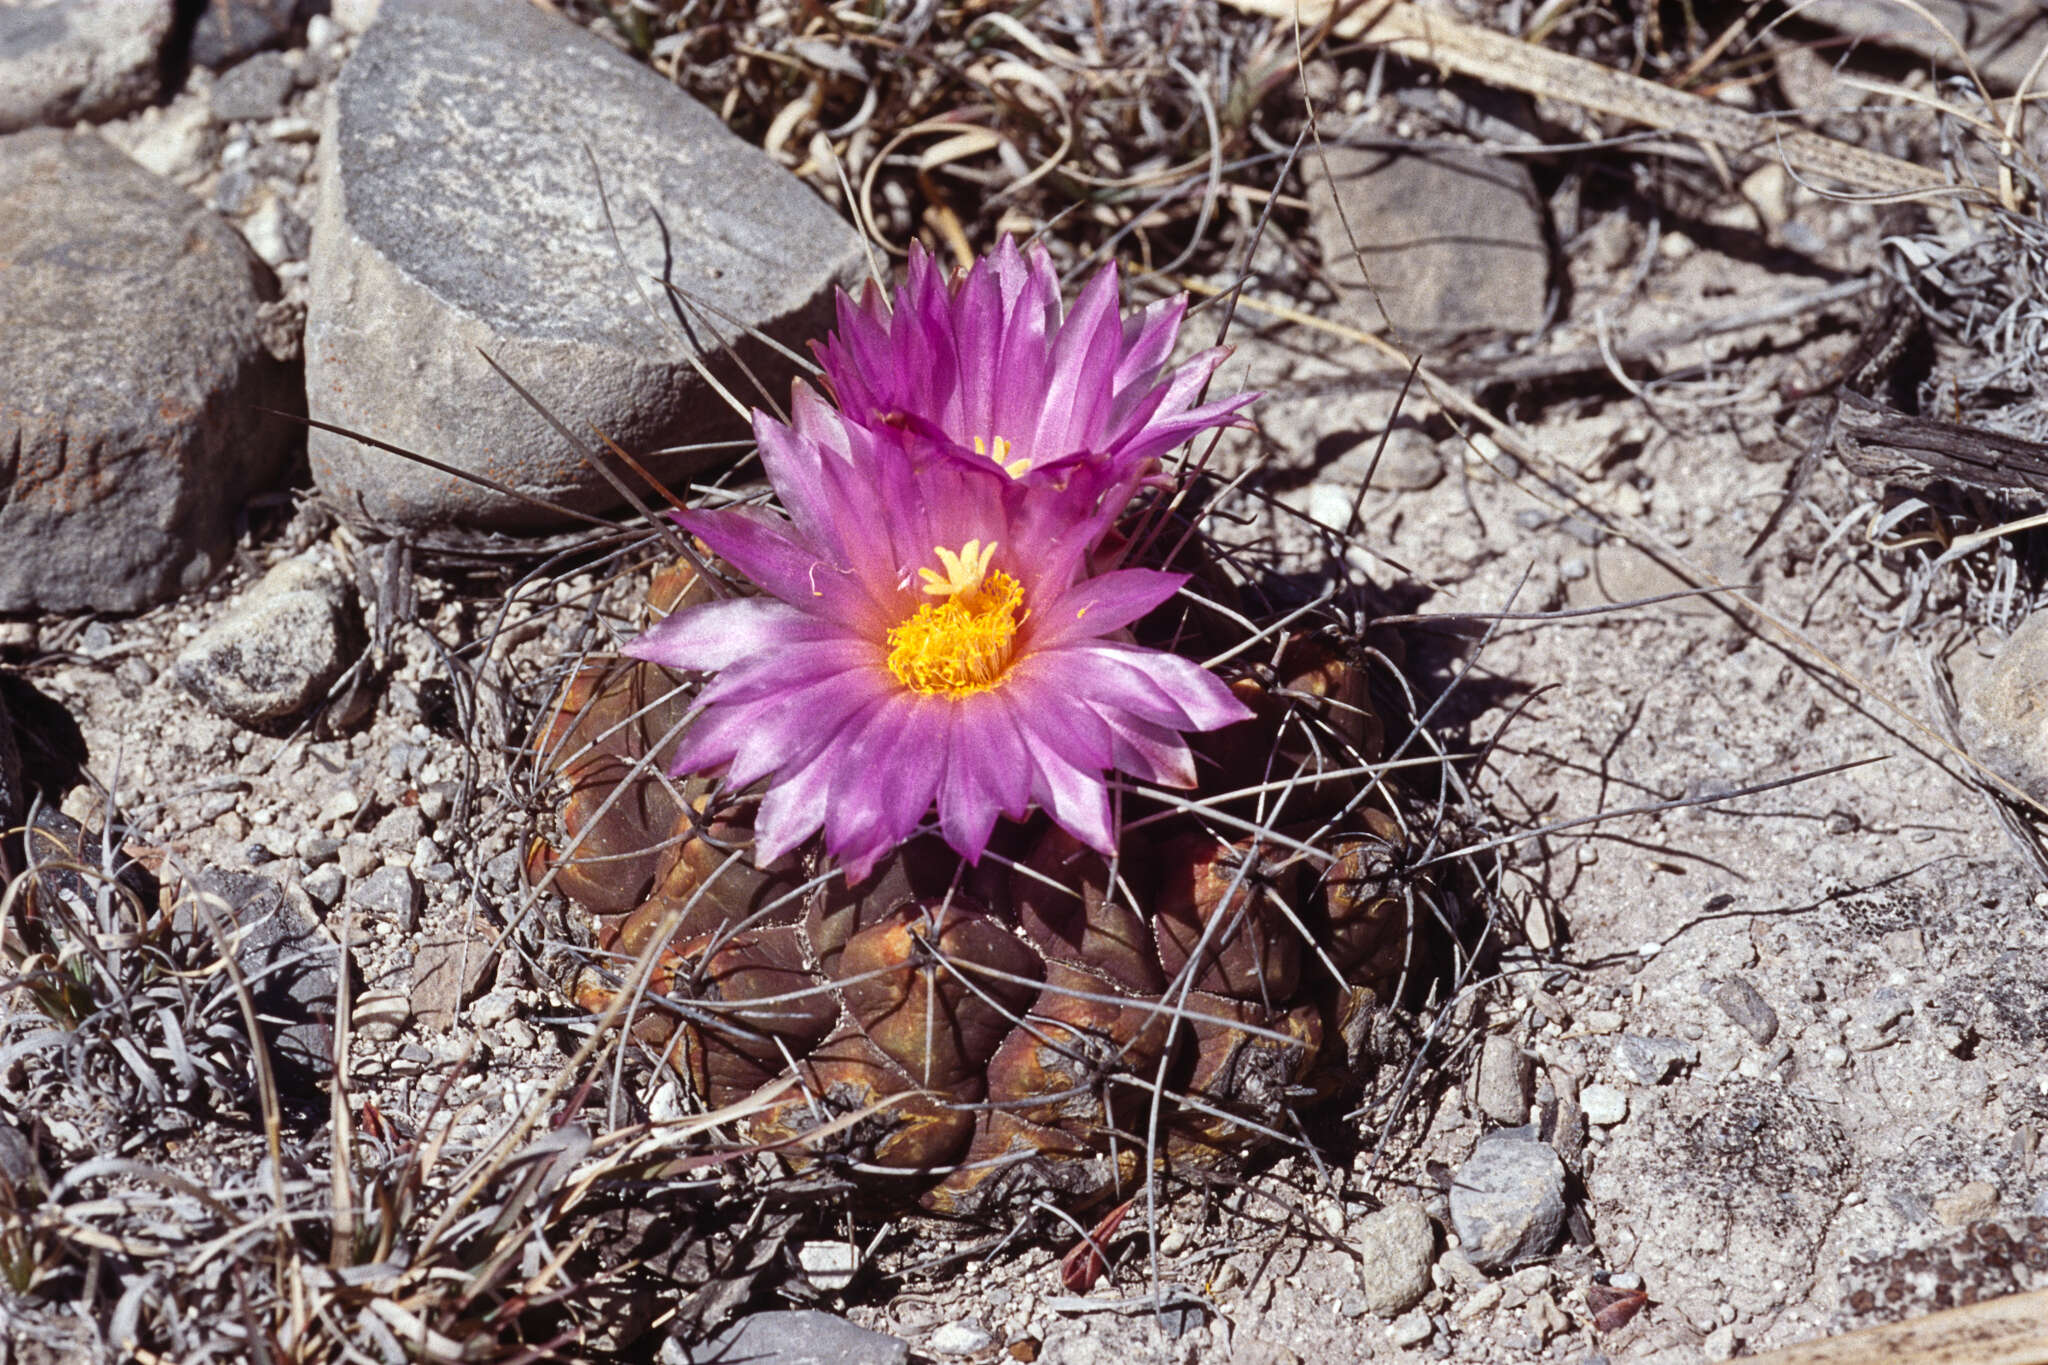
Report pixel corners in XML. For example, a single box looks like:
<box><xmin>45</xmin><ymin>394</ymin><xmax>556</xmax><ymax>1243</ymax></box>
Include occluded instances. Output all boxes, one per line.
<box><xmin>3</xmin><ymin>2</ymin><xmax>2046</xmax><ymax>1364</ymax></box>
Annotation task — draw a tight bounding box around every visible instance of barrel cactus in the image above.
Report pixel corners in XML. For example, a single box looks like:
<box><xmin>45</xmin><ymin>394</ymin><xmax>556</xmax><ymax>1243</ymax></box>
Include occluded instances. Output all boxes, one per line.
<box><xmin>526</xmin><ymin>240</ymin><xmax>1450</xmax><ymax>1215</ymax></box>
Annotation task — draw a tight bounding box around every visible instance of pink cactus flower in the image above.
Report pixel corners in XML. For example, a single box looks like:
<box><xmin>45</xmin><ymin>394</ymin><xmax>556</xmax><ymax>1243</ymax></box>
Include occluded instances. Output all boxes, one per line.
<box><xmin>624</xmin><ymin>392</ymin><xmax>1251</xmax><ymax>881</ymax></box>
<box><xmin>812</xmin><ymin>237</ymin><xmax>1254</xmax><ymax>497</ymax></box>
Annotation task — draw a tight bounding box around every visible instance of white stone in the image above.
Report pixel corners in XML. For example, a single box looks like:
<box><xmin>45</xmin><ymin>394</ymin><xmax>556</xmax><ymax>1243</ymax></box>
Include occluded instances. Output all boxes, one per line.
<box><xmin>333</xmin><ymin>0</ymin><xmax>383</xmax><ymax>35</ymax></box>
<box><xmin>926</xmin><ymin>1321</ymin><xmax>994</xmax><ymax>1356</ymax></box>
<box><xmin>1580</xmin><ymin>1083</ymin><xmax>1629</xmax><ymax>1126</ymax></box>
<box><xmin>1387</xmin><ymin>1309</ymin><xmax>1433</xmax><ymax>1347</ymax></box>
<box><xmin>128</xmin><ymin>98</ymin><xmax>215</xmax><ymax>182</ymax></box>
<box><xmin>798</xmin><ymin>1241</ymin><xmax>858</xmax><ymax>1292</ymax></box>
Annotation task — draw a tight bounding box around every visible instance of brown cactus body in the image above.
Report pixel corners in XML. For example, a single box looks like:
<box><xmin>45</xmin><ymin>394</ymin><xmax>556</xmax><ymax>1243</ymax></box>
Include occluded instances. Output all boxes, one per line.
<box><xmin>535</xmin><ymin>562</ymin><xmax>1441</xmax><ymax>1215</ymax></box>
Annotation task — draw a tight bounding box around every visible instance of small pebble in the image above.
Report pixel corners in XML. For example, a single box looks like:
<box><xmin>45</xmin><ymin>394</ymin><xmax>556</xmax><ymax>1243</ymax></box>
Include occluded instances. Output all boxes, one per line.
<box><xmin>375</xmin><ymin>806</ymin><xmax>427</xmax><ymax>852</ymax></box>
<box><xmin>1351</xmin><ymin>1201</ymin><xmax>1437</xmax><ymax>1317</ymax></box>
<box><xmin>1448</xmin><ymin>1132</ymin><xmax>1566</xmax><ymax>1270</ymax></box>
<box><xmin>1709</xmin><ymin>976</ymin><xmax>1781</xmax><ymax>1045</ymax></box>
<box><xmin>1610</xmin><ymin>1034</ymin><xmax>1695</xmax><ymax>1086</ymax></box>
<box><xmin>338</xmin><ymin>839</ymin><xmax>381</xmax><ymax>880</ymax></box>
<box><xmin>419</xmin><ymin>784</ymin><xmax>453</xmax><ymax>822</ymax></box>
<box><xmin>927</xmin><ymin>1321</ymin><xmax>994</xmax><ymax>1357</ymax></box>
<box><xmin>1933</xmin><ymin>1181</ymin><xmax>1999</xmax><ymax>1226</ymax></box>
<box><xmin>1475</xmin><ymin>1034</ymin><xmax>1534</xmax><ymax>1126</ymax></box>
<box><xmin>797</xmin><ymin>1241</ymin><xmax>859</xmax><ymax>1292</ymax></box>
<box><xmin>471</xmin><ymin>989</ymin><xmax>518</xmax><ymax>1029</ymax></box>
<box><xmin>354</xmin><ymin>988</ymin><xmax>410</xmax><ymax>1042</ymax></box>
<box><xmin>498</xmin><ymin>1019</ymin><xmax>536</xmax><ymax>1051</ymax></box>
<box><xmin>303</xmin><ymin>863</ymin><xmax>346</xmax><ymax>908</ymax></box>
<box><xmin>1387</xmin><ymin>1309</ymin><xmax>1433</xmax><ymax>1347</ymax></box>
<box><xmin>1609</xmin><ymin>1272</ymin><xmax>1642</xmax><ymax>1292</ymax></box>
<box><xmin>1579</xmin><ymin>1084</ymin><xmax>1628</xmax><ymax>1126</ymax></box>
<box><xmin>350</xmin><ymin>864</ymin><xmax>420</xmax><ymax>929</ymax></box>
<box><xmin>318</xmin><ymin>788</ymin><xmax>361</xmax><ymax>826</ymax></box>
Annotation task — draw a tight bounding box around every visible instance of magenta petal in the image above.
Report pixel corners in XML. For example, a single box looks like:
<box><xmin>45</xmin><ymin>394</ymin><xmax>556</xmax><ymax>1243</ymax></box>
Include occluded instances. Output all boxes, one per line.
<box><xmin>723</xmin><ymin>670</ymin><xmax>892</xmax><ymax>790</ymax></box>
<box><xmin>1028</xmin><ymin>737</ymin><xmax>1116</xmax><ymax>856</ymax></box>
<box><xmin>1093</xmin><ymin>708</ymin><xmax>1199</xmax><ymax>787</ymax></box>
<box><xmin>751</xmin><ymin>744</ymin><xmax>839</xmax><ymax>867</ymax></box>
<box><xmin>695</xmin><ymin>634</ymin><xmax>879</xmax><ymax>708</ymax></box>
<box><xmin>1029</xmin><ymin>569</ymin><xmax>1187</xmax><ymax>650</ymax></box>
<box><xmin>935</xmin><ymin>708</ymin><xmax>1003</xmax><ymax>863</ymax></box>
<box><xmin>668</xmin><ymin>505</ymin><xmax>861</xmax><ymax>623</ymax></box>
<box><xmin>624</xmin><ymin>596</ymin><xmax>811</xmax><ymax>673</ymax></box>
<box><xmin>821</xmin><ymin>695</ymin><xmax>942</xmax><ymax>878</ymax></box>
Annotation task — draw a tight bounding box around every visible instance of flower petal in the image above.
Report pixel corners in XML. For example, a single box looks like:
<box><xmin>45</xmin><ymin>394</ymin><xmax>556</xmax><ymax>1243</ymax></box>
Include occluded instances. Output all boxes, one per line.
<box><xmin>1029</xmin><ymin>569</ymin><xmax>1187</xmax><ymax>651</ymax></box>
<box><xmin>624</xmin><ymin>596</ymin><xmax>811</xmax><ymax>673</ymax></box>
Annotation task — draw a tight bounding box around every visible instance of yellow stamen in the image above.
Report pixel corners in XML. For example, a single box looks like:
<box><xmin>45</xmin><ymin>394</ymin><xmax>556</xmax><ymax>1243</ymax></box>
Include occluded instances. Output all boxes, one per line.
<box><xmin>888</xmin><ymin>547</ymin><xmax>1026</xmax><ymax>698</ymax></box>
<box><xmin>972</xmin><ymin>434</ymin><xmax>1034</xmax><ymax>479</ymax></box>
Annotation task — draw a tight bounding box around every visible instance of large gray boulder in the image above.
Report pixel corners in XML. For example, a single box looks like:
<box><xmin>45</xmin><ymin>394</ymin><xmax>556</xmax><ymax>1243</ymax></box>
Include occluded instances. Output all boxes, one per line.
<box><xmin>0</xmin><ymin>0</ymin><xmax>172</xmax><ymax>132</ymax></box>
<box><xmin>305</xmin><ymin>0</ymin><xmax>869</xmax><ymax>530</ymax></box>
<box><xmin>0</xmin><ymin>128</ymin><xmax>299</xmax><ymax>613</ymax></box>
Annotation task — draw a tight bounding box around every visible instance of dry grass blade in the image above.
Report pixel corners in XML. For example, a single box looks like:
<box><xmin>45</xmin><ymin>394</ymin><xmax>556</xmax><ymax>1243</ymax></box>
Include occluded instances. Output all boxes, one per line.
<box><xmin>1740</xmin><ymin>1285</ymin><xmax>2048</xmax><ymax>1364</ymax></box>
<box><xmin>1221</xmin><ymin>0</ymin><xmax>1952</xmax><ymax>197</ymax></box>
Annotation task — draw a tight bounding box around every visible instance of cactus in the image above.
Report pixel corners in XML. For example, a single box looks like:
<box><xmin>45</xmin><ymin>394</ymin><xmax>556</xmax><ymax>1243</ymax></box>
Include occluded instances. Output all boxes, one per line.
<box><xmin>531</xmin><ymin>546</ymin><xmax>1447</xmax><ymax>1216</ymax></box>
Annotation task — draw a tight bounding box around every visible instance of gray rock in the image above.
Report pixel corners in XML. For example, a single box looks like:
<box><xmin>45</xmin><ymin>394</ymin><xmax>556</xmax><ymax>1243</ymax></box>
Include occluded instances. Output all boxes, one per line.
<box><xmin>1448</xmin><ymin>1131</ymin><xmax>1567</xmax><ymax>1271</ymax></box>
<box><xmin>304</xmin><ymin>0</ymin><xmax>868</xmax><ymax>530</ymax></box>
<box><xmin>187</xmin><ymin>870</ymin><xmax>341</xmax><ymax>1082</ymax></box>
<box><xmin>1307</xmin><ymin>145</ymin><xmax>1549</xmax><ymax>339</ymax></box>
<box><xmin>349</xmin><ymin>863</ymin><xmax>419</xmax><ymax>929</ymax></box>
<box><xmin>0</xmin><ymin>128</ymin><xmax>297</xmax><ymax>612</ymax></box>
<box><xmin>1475</xmin><ymin>1033</ymin><xmax>1534</xmax><ymax>1126</ymax></box>
<box><xmin>1962</xmin><ymin>609</ymin><xmax>2048</xmax><ymax>804</ymax></box>
<box><xmin>1610</xmin><ymin>1033</ymin><xmax>1697</xmax><ymax>1086</ymax></box>
<box><xmin>372</xmin><ymin>804</ymin><xmax>427</xmax><ymax>852</ymax></box>
<box><xmin>1795</xmin><ymin>0</ymin><xmax>2048</xmax><ymax>91</ymax></box>
<box><xmin>174</xmin><ymin>551</ymin><xmax>361</xmax><ymax>726</ymax></box>
<box><xmin>302</xmin><ymin>862</ymin><xmax>346</xmax><ymax>908</ymax></box>
<box><xmin>187</xmin><ymin>0</ymin><xmax>299</xmax><ymax>70</ymax></box>
<box><xmin>1352</xmin><ymin>1201</ymin><xmax>1437</xmax><ymax>1316</ymax></box>
<box><xmin>697</xmin><ymin>1310</ymin><xmax>908</xmax><ymax>1365</ymax></box>
<box><xmin>0</xmin><ymin>0</ymin><xmax>171</xmax><ymax>132</ymax></box>
<box><xmin>209</xmin><ymin>51</ymin><xmax>296</xmax><ymax>123</ymax></box>
<box><xmin>1370</xmin><ymin>428</ymin><xmax>1445</xmax><ymax>491</ymax></box>
<box><xmin>411</xmin><ymin>912</ymin><xmax>498</xmax><ymax>1030</ymax></box>
<box><xmin>1709</xmin><ymin>976</ymin><xmax>1780</xmax><ymax>1045</ymax></box>
<box><xmin>338</xmin><ymin>838</ymin><xmax>380</xmax><ymax>880</ymax></box>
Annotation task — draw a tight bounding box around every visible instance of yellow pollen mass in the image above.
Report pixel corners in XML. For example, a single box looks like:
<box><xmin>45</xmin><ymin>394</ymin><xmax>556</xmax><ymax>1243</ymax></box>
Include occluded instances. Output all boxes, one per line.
<box><xmin>887</xmin><ymin>550</ymin><xmax>1026</xmax><ymax>698</ymax></box>
<box><xmin>972</xmin><ymin>435</ymin><xmax>1034</xmax><ymax>479</ymax></box>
